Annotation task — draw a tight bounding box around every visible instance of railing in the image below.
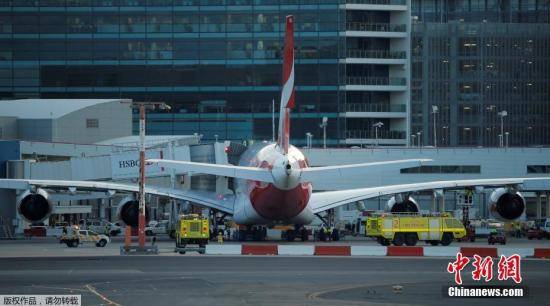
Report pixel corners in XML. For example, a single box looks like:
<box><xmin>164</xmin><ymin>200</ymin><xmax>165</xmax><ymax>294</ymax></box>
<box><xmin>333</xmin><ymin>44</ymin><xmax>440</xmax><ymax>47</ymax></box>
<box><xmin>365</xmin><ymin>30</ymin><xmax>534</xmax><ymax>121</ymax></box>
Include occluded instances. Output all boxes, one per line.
<box><xmin>345</xmin><ymin>0</ymin><xmax>407</xmax><ymax>5</ymax></box>
<box><xmin>347</xmin><ymin>76</ymin><xmax>407</xmax><ymax>86</ymax></box>
<box><xmin>345</xmin><ymin>129</ymin><xmax>407</xmax><ymax>140</ymax></box>
<box><xmin>345</xmin><ymin>103</ymin><xmax>406</xmax><ymax>112</ymax></box>
<box><xmin>346</xmin><ymin>22</ymin><xmax>406</xmax><ymax>32</ymax></box>
<box><xmin>347</xmin><ymin>49</ymin><xmax>406</xmax><ymax>59</ymax></box>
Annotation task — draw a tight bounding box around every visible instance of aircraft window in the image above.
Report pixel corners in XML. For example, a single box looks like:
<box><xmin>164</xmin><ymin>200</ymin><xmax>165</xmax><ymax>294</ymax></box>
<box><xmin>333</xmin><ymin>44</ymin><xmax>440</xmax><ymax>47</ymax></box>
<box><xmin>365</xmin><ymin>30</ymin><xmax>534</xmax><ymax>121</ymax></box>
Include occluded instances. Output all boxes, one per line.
<box><xmin>401</xmin><ymin>165</ymin><xmax>480</xmax><ymax>174</ymax></box>
<box><xmin>527</xmin><ymin>165</ymin><xmax>550</xmax><ymax>174</ymax></box>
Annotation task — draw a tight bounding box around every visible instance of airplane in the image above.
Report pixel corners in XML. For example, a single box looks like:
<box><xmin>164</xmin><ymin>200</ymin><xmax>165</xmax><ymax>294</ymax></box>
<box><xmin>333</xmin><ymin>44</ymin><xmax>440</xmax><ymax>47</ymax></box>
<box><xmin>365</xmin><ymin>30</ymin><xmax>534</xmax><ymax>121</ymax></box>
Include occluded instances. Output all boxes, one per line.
<box><xmin>1</xmin><ymin>15</ymin><xmax>549</xmax><ymax>241</ymax></box>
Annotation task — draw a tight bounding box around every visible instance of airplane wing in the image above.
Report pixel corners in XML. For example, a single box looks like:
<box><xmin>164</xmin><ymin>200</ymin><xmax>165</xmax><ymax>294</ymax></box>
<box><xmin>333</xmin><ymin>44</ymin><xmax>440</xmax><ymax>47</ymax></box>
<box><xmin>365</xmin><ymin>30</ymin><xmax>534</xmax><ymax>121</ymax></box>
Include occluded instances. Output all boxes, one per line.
<box><xmin>309</xmin><ymin>177</ymin><xmax>550</xmax><ymax>214</ymax></box>
<box><xmin>147</xmin><ymin>159</ymin><xmax>274</xmax><ymax>184</ymax></box>
<box><xmin>0</xmin><ymin>179</ymin><xmax>234</xmax><ymax>214</ymax></box>
<box><xmin>149</xmin><ymin>158</ymin><xmax>430</xmax><ymax>187</ymax></box>
<box><xmin>299</xmin><ymin>159</ymin><xmax>430</xmax><ymax>184</ymax></box>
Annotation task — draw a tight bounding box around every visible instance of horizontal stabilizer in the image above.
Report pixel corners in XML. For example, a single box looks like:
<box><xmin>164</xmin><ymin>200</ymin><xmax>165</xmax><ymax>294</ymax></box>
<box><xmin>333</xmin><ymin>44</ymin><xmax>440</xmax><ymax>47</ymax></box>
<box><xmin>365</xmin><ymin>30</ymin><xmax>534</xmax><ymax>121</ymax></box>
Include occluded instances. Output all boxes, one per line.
<box><xmin>147</xmin><ymin>159</ymin><xmax>274</xmax><ymax>183</ymax></box>
<box><xmin>299</xmin><ymin>159</ymin><xmax>431</xmax><ymax>184</ymax></box>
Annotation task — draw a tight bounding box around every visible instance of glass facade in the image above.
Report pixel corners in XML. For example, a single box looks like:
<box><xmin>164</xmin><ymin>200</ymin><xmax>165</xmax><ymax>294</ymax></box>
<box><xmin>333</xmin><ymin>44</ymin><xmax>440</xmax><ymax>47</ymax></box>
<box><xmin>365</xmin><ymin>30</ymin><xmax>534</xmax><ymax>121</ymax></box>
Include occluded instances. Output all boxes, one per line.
<box><xmin>0</xmin><ymin>1</ymin><xmax>410</xmax><ymax>146</ymax></box>
<box><xmin>412</xmin><ymin>0</ymin><xmax>550</xmax><ymax>147</ymax></box>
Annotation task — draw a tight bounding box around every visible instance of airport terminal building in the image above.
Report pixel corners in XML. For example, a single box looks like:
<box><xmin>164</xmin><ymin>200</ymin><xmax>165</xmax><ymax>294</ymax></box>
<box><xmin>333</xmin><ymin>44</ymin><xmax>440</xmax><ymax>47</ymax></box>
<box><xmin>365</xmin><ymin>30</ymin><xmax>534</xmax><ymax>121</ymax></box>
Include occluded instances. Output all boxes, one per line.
<box><xmin>0</xmin><ymin>0</ymin><xmax>411</xmax><ymax>146</ymax></box>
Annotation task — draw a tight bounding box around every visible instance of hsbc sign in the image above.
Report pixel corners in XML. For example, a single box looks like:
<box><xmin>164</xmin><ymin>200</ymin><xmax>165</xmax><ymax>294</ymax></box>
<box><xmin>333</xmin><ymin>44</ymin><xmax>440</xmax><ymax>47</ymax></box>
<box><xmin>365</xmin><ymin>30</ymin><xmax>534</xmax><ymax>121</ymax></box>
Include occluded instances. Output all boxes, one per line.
<box><xmin>111</xmin><ymin>150</ymin><xmax>165</xmax><ymax>179</ymax></box>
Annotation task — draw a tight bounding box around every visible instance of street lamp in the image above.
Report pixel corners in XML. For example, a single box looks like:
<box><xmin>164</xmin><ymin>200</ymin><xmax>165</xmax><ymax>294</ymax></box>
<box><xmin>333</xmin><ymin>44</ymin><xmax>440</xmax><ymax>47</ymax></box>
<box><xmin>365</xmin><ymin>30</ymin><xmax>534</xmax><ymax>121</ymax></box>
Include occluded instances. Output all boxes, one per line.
<box><xmin>372</xmin><ymin>121</ymin><xmax>384</xmax><ymax>147</ymax></box>
<box><xmin>416</xmin><ymin>131</ymin><xmax>422</xmax><ymax>147</ymax></box>
<box><xmin>214</xmin><ymin>134</ymin><xmax>219</xmax><ymax>143</ymax></box>
<box><xmin>497</xmin><ymin>110</ymin><xmax>507</xmax><ymax>148</ymax></box>
<box><xmin>305</xmin><ymin>132</ymin><xmax>313</xmax><ymax>148</ymax></box>
<box><xmin>505</xmin><ymin>132</ymin><xmax>509</xmax><ymax>148</ymax></box>
<box><xmin>431</xmin><ymin>105</ymin><xmax>439</xmax><ymax>147</ymax></box>
<box><xmin>411</xmin><ymin>134</ymin><xmax>416</xmax><ymax>147</ymax></box>
<box><xmin>319</xmin><ymin>117</ymin><xmax>328</xmax><ymax>149</ymax></box>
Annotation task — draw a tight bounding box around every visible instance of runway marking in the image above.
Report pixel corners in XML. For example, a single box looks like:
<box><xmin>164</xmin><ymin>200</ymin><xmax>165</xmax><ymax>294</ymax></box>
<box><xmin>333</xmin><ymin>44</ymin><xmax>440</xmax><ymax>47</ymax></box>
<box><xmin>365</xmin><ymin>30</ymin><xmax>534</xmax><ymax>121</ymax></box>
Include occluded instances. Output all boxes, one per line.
<box><xmin>85</xmin><ymin>284</ymin><xmax>122</xmax><ymax>306</ymax></box>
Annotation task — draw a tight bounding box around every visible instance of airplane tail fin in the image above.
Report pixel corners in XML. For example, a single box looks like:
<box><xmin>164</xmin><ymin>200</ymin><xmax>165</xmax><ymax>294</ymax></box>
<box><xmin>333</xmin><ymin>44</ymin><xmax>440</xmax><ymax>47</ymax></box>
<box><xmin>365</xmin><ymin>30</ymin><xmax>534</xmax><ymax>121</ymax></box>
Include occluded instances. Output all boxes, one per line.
<box><xmin>277</xmin><ymin>15</ymin><xmax>295</xmax><ymax>154</ymax></box>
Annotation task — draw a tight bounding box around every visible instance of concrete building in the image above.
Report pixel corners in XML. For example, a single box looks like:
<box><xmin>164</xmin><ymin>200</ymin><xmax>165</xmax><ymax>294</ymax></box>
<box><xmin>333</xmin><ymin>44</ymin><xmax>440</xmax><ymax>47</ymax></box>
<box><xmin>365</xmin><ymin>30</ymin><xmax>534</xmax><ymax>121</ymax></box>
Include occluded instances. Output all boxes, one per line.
<box><xmin>0</xmin><ymin>99</ymin><xmax>132</xmax><ymax>144</ymax></box>
<box><xmin>411</xmin><ymin>0</ymin><xmax>550</xmax><ymax>147</ymax></box>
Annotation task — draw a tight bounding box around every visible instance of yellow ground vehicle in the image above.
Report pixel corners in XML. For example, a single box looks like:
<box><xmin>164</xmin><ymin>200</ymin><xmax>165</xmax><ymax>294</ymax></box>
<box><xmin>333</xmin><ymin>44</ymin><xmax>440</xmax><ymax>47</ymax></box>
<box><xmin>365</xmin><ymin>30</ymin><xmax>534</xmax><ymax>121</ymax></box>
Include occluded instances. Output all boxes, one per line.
<box><xmin>175</xmin><ymin>214</ymin><xmax>210</xmax><ymax>250</ymax></box>
<box><xmin>366</xmin><ymin>213</ymin><xmax>466</xmax><ymax>246</ymax></box>
<box><xmin>59</xmin><ymin>227</ymin><xmax>110</xmax><ymax>248</ymax></box>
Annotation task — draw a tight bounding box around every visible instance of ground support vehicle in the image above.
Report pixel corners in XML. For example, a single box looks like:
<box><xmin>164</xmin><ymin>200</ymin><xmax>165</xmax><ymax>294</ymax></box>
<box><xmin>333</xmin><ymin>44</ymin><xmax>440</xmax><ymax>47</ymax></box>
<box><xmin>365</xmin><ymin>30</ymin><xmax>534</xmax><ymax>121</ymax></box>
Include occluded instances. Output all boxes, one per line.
<box><xmin>366</xmin><ymin>213</ymin><xmax>466</xmax><ymax>246</ymax></box>
<box><xmin>174</xmin><ymin>214</ymin><xmax>209</xmax><ymax>254</ymax></box>
<box><xmin>59</xmin><ymin>227</ymin><xmax>110</xmax><ymax>248</ymax></box>
<box><xmin>488</xmin><ymin>229</ymin><xmax>506</xmax><ymax>245</ymax></box>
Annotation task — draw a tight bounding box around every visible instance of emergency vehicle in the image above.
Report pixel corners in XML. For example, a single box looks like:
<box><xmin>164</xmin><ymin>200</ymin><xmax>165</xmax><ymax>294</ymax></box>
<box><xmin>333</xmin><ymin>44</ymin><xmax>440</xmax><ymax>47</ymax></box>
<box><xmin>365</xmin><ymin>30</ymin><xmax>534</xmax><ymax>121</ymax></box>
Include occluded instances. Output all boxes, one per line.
<box><xmin>175</xmin><ymin>214</ymin><xmax>210</xmax><ymax>254</ymax></box>
<box><xmin>366</xmin><ymin>213</ymin><xmax>466</xmax><ymax>246</ymax></box>
<box><xmin>59</xmin><ymin>226</ymin><xmax>110</xmax><ymax>248</ymax></box>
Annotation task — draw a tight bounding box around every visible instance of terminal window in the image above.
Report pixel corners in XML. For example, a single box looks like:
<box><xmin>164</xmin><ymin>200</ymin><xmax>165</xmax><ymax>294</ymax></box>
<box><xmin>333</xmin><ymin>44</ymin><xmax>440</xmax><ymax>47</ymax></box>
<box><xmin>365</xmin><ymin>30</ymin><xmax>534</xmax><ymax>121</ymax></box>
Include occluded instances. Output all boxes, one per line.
<box><xmin>527</xmin><ymin>165</ymin><xmax>550</xmax><ymax>174</ymax></box>
<box><xmin>86</xmin><ymin>118</ymin><xmax>99</xmax><ymax>128</ymax></box>
<box><xmin>401</xmin><ymin>165</ymin><xmax>481</xmax><ymax>174</ymax></box>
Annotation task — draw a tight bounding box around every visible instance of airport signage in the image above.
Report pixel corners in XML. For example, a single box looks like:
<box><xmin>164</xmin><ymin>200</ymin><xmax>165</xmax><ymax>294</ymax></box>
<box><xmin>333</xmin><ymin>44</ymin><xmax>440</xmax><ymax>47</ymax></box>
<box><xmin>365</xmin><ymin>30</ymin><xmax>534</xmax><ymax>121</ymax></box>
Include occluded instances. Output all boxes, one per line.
<box><xmin>111</xmin><ymin>150</ymin><xmax>165</xmax><ymax>179</ymax></box>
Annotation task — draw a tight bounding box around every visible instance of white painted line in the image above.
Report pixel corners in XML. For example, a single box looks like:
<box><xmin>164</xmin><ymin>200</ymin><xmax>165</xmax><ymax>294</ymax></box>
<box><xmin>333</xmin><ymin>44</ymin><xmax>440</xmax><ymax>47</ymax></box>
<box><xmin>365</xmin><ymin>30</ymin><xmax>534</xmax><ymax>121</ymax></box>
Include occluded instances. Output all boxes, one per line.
<box><xmin>351</xmin><ymin>246</ymin><xmax>387</xmax><ymax>256</ymax></box>
<box><xmin>278</xmin><ymin>245</ymin><xmax>314</xmax><ymax>256</ymax></box>
<box><xmin>205</xmin><ymin>244</ymin><xmax>242</xmax><ymax>255</ymax></box>
<box><xmin>497</xmin><ymin>247</ymin><xmax>534</xmax><ymax>258</ymax></box>
<box><xmin>423</xmin><ymin>246</ymin><xmax>459</xmax><ymax>257</ymax></box>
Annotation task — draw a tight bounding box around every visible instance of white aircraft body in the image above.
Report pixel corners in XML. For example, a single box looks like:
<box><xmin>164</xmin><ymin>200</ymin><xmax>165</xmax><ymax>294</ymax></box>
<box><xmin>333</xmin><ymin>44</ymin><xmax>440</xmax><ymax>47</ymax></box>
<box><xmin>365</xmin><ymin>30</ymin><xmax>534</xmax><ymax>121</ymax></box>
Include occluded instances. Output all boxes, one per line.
<box><xmin>1</xmin><ymin>16</ymin><xmax>549</xmax><ymax>231</ymax></box>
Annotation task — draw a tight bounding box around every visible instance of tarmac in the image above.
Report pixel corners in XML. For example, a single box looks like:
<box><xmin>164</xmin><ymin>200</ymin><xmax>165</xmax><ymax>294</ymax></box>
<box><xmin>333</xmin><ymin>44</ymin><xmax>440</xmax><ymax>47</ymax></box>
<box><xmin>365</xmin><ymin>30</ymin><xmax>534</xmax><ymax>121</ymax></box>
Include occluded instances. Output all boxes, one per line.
<box><xmin>0</xmin><ymin>235</ymin><xmax>549</xmax><ymax>258</ymax></box>
<box><xmin>0</xmin><ymin>255</ymin><xmax>548</xmax><ymax>306</ymax></box>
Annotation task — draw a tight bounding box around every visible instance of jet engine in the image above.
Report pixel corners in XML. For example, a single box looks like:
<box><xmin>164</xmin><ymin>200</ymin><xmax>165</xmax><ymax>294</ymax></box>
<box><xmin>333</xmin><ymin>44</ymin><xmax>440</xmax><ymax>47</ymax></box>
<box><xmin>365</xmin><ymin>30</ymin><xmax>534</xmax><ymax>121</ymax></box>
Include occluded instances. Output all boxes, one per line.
<box><xmin>17</xmin><ymin>189</ymin><xmax>53</xmax><ymax>223</ymax></box>
<box><xmin>489</xmin><ymin>188</ymin><xmax>525</xmax><ymax>221</ymax></box>
<box><xmin>116</xmin><ymin>196</ymin><xmax>149</xmax><ymax>227</ymax></box>
<box><xmin>386</xmin><ymin>195</ymin><xmax>420</xmax><ymax>213</ymax></box>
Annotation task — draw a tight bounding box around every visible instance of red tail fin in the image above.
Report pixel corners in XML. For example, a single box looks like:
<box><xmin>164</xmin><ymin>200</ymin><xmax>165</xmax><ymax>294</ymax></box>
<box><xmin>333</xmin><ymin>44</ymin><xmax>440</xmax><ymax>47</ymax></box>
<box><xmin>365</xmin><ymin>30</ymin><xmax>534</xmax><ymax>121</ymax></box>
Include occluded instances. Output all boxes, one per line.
<box><xmin>277</xmin><ymin>15</ymin><xmax>295</xmax><ymax>154</ymax></box>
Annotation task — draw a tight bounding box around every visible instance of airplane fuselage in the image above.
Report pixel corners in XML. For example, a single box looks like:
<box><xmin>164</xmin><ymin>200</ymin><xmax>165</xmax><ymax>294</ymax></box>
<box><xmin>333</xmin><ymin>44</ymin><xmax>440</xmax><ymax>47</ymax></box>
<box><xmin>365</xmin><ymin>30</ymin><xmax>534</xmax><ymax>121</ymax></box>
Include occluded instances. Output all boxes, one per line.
<box><xmin>232</xmin><ymin>142</ymin><xmax>315</xmax><ymax>225</ymax></box>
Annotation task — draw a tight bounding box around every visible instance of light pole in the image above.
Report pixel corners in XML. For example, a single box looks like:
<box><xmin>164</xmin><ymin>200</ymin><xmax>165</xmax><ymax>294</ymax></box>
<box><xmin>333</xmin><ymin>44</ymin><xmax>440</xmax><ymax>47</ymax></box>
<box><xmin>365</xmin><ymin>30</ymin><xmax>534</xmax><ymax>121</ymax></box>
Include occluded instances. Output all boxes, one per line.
<box><xmin>505</xmin><ymin>132</ymin><xmax>509</xmax><ymax>148</ymax></box>
<box><xmin>319</xmin><ymin>117</ymin><xmax>328</xmax><ymax>149</ymax></box>
<box><xmin>214</xmin><ymin>134</ymin><xmax>219</xmax><ymax>143</ymax></box>
<box><xmin>411</xmin><ymin>134</ymin><xmax>416</xmax><ymax>147</ymax></box>
<box><xmin>372</xmin><ymin>121</ymin><xmax>384</xmax><ymax>147</ymax></box>
<box><xmin>498</xmin><ymin>110</ymin><xmax>507</xmax><ymax>148</ymax></box>
<box><xmin>305</xmin><ymin>132</ymin><xmax>313</xmax><ymax>148</ymax></box>
<box><xmin>431</xmin><ymin>105</ymin><xmax>438</xmax><ymax>147</ymax></box>
<box><xmin>130</xmin><ymin>101</ymin><xmax>170</xmax><ymax>249</ymax></box>
<box><xmin>416</xmin><ymin>131</ymin><xmax>422</xmax><ymax>147</ymax></box>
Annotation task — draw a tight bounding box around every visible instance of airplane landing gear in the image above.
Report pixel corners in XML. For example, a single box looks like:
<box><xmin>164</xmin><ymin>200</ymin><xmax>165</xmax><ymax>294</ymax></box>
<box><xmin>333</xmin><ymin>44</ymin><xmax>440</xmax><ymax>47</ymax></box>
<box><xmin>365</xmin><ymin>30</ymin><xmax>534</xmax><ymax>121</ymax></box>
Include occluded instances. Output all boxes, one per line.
<box><xmin>283</xmin><ymin>225</ymin><xmax>309</xmax><ymax>242</ymax></box>
<box><xmin>238</xmin><ymin>226</ymin><xmax>267</xmax><ymax>241</ymax></box>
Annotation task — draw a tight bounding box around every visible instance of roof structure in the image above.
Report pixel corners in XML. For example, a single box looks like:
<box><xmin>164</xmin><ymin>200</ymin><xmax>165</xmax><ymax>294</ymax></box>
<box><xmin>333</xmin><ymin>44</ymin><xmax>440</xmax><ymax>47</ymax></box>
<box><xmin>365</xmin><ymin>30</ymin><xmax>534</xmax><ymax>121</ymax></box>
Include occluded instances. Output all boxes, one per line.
<box><xmin>0</xmin><ymin>99</ymin><xmax>129</xmax><ymax>119</ymax></box>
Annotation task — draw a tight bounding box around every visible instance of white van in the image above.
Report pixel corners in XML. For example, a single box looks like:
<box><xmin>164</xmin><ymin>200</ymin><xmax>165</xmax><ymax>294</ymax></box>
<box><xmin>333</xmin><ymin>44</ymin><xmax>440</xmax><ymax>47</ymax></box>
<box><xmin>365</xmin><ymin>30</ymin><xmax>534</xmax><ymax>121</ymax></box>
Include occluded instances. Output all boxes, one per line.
<box><xmin>81</xmin><ymin>219</ymin><xmax>121</xmax><ymax>236</ymax></box>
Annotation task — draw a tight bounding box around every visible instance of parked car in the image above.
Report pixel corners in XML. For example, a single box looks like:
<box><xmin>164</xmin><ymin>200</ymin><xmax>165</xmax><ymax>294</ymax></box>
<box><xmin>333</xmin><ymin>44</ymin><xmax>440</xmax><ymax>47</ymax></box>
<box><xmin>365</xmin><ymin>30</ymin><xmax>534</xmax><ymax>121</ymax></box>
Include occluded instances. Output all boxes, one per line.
<box><xmin>145</xmin><ymin>220</ymin><xmax>169</xmax><ymax>236</ymax></box>
<box><xmin>488</xmin><ymin>229</ymin><xmax>506</xmax><ymax>245</ymax></box>
<box><xmin>81</xmin><ymin>219</ymin><xmax>121</xmax><ymax>236</ymax></box>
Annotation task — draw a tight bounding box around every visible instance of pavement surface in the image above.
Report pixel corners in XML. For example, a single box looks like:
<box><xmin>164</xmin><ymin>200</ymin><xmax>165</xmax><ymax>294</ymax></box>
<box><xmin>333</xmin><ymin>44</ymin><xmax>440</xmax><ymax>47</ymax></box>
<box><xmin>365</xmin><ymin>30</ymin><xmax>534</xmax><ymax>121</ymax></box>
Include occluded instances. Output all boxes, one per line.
<box><xmin>1</xmin><ymin>236</ymin><xmax>549</xmax><ymax>258</ymax></box>
<box><xmin>0</xmin><ymin>256</ymin><xmax>548</xmax><ymax>306</ymax></box>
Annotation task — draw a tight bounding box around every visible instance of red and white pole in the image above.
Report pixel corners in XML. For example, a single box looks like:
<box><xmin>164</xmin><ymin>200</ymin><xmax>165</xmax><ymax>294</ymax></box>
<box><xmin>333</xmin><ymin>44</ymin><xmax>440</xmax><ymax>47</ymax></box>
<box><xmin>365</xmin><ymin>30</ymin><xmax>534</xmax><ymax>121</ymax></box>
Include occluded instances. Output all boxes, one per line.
<box><xmin>138</xmin><ymin>104</ymin><xmax>146</xmax><ymax>248</ymax></box>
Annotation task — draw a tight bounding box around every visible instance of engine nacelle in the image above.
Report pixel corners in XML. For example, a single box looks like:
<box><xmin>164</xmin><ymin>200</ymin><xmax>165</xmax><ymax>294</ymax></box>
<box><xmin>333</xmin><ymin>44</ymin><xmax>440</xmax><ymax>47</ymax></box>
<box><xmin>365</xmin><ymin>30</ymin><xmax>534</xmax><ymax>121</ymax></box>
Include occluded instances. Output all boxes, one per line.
<box><xmin>116</xmin><ymin>196</ymin><xmax>150</xmax><ymax>227</ymax></box>
<box><xmin>489</xmin><ymin>188</ymin><xmax>525</xmax><ymax>221</ymax></box>
<box><xmin>17</xmin><ymin>189</ymin><xmax>53</xmax><ymax>223</ymax></box>
<box><xmin>386</xmin><ymin>195</ymin><xmax>420</xmax><ymax>213</ymax></box>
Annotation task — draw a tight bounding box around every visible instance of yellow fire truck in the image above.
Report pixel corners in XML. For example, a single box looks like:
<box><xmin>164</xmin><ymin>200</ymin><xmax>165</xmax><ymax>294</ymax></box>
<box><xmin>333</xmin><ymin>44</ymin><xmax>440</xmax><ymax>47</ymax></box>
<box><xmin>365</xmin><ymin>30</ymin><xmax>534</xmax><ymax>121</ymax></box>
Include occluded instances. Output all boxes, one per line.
<box><xmin>175</xmin><ymin>214</ymin><xmax>210</xmax><ymax>254</ymax></box>
<box><xmin>366</xmin><ymin>213</ymin><xmax>466</xmax><ymax>246</ymax></box>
